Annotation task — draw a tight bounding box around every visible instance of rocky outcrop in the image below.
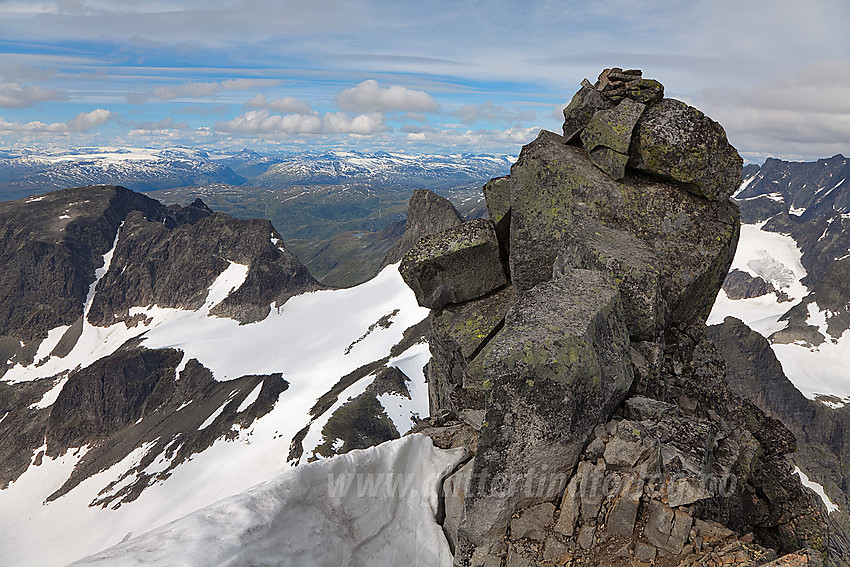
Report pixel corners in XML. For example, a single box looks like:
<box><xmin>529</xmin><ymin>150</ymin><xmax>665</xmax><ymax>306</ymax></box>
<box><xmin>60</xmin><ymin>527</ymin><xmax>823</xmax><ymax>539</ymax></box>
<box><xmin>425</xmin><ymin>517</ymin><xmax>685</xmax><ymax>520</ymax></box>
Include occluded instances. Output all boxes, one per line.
<box><xmin>723</xmin><ymin>269</ymin><xmax>777</xmax><ymax>300</ymax></box>
<box><xmin>89</xmin><ymin>210</ymin><xmax>320</xmax><ymax>325</ymax></box>
<box><xmin>384</xmin><ymin>188</ymin><xmax>465</xmax><ymax>265</ymax></box>
<box><xmin>709</xmin><ymin>317</ymin><xmax>850</xmax><ymax>564</ymax></box>
<box><xmin>0</xmin><ymin>186</ymin><xmax>173</xmax><ymax>346</ymax></box>
<box><xmin>402</xmin><ymin>70</ymin><xmax>828</xmax><ymax>565</ymax></box>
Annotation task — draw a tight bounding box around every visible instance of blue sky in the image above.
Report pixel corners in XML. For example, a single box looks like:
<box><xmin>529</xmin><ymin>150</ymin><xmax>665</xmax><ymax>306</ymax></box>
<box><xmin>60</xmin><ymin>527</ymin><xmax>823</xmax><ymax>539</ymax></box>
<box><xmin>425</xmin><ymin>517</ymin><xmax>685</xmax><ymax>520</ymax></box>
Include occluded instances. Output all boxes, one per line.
<box><xmin>0</xmin><ymin>0</ymin><xmax>848</xmax><ymax>162</ymax></box>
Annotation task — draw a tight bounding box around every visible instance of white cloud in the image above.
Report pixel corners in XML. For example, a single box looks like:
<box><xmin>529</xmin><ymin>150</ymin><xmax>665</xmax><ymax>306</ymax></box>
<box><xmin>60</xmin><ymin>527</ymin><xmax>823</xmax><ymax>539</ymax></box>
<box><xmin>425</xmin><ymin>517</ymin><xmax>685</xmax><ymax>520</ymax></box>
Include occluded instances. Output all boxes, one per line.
<box><xmin>215</xmin><ymin>109</ymin><xmax>387</xmax><ymax>136</ymax></box>
<box><xmin>452</xmin><ymin>101</ymin><xmax>536</xmax><ymax>125</ymax></box>
<box><xmin>151</xmin><ymin>79</ymin><xmax>282</xmax><ymax>101</ymax></box>
<box><xmin>695</xmin><ymin>61</ymin><xmax>850</xmax><ymax>160</ymax></box>
<box><xmin>335</xmin><ymin>80</ymin><xmax>438</xmax><ymax>113</ymax></box>
<box><xmin>67</xmin><ymin>108</ymin><xmax>113</xmax><ymax>131</ymax></box>
<box><xmin>0</xmin><ymin>81</ymin><xmax>67</xmax><ymax>108</ymax></box>
<box><xmin>405</xmin><ymin>125</ymin><xmax>541</xmax><ymax>150</ymax></box>
<box><xmin>0</xmin><ymin>108</ymin><xmax>113</xmax><ymax>135</ymax></box>
<box><xmin>244</xmin><ymin>94</ymin><xmax>312</xmax><ymax>114</ymax></box>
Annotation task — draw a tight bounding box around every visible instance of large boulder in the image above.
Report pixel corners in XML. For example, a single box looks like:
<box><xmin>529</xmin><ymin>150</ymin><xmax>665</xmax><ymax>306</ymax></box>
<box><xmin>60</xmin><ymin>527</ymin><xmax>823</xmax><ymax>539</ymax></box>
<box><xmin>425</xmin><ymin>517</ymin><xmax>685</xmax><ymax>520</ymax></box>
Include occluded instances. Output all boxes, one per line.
<box><xmin>400</xmin><ymin>219</ymin><xmax>507</xmax><ymax>309</ymax></box>
<box><xmin>629</xmin><ymin>98</ymin><xmax>743</xmax><ymax>201</ymax></box>
<box><xmin>508</xmin><ymin>129</ymin><xmax>739</xmax><ymax>326</ymax></box>
<box><xmin>383</xmin><ymin>188</ymin><xmax>464</xmax><ymax>264</ymax></box>
<box><xmin>458</xmin><ymin>269</ymin><xmax>633</xmax><ymax>543</ymax></box>
<box><xmin>562</xmin><ymin>82</ymin><xmax>616</xmax><ymax>143</ymax></box>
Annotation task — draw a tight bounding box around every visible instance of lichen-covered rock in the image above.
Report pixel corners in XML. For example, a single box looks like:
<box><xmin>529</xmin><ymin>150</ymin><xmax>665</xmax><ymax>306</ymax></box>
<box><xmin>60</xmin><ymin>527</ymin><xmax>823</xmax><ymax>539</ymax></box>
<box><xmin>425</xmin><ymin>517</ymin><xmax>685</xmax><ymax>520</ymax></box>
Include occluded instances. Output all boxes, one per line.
<box><xmin>581</xmin><ymin>97</ymin><xmax>645</xmax><ymax>179</ymax></box>
<box><xmin>482</xmin><ymin>176</ymin><xmax>511</xmax><ymax>228</ymax></box>
<box><xmin>383</xmin><ymin>188</ymin><xmax>464</xmax><ymax>264</ymax></box>
<box><xmin>562</xmin><ymin>83</ymin><xmax>616</xmax><ymax>143</ymax></box>
<box><xmin>458</xmin><ymin>269</ymin><xmax>632</xmax><ymax>544</ymax></box>
<box><xmin>581</xmin><ymin>97</ymin><xmax>646</xmax><ymax>155</ymax></box>
<box><xmin>626</xmin><ymin>78</ymin><xmax>664</xmax><ymax>105</ymax></box>
<box><xmin>629</xmin><ymin>98</ymin><xmax>743</xmax><ymax>201</ymax></box>
<box><xmin>400</xmin><ymin>219</ymin><xmax>507</xmax><ymax>309</ymax></box>
<box><xmin>482</xmin><ymin>176</ymin><xmax>512</xmax><ymax>274</ymax></box>
<box><xmin>587</xmin><ymin>146</ymin><xmax>630</xmax><ymax>179</ymax></box>
<box><xmin>554</xmin><ymin>221</ymin><xmax>663</xmax><ymax>341</ymax></box>
<box><xmin>427</xmin><ymin>287</ymin><xmax>515</xmax><ymax>414</ymax></box>
<box><xmin>508</xmin><ymin>129</ymin><xmax>739</xmax><ymax>325</ymax></box>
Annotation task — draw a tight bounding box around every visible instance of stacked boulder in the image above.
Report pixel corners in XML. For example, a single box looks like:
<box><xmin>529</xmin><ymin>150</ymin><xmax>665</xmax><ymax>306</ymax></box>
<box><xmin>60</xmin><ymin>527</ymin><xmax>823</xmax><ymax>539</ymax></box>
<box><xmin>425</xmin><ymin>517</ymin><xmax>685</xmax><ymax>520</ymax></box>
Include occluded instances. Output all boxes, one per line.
<box><xmin>402</xmin><ymin>69</ymin><xmax>830</xmax><ymax>566</ymax></box>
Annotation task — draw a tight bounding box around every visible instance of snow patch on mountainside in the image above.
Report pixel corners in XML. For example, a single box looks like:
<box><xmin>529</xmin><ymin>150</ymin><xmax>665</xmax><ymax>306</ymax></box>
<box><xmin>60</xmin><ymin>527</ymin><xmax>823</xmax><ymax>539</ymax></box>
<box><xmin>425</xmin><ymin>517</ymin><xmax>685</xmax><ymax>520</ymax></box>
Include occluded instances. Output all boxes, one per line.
<box><xmin>710</xmin><ymin>222</ymin><xmax>850</xmax><ymax>400</ymax></box>
<box><xmin>69</xmin><ymin>435</ymin><xmax>465</xmax><ymax>567</ymax></box>
<box><xmin>794</xmin><ymin>465</ymin><xmax>839</xmax><ymax>513</ymax></box>
<box><xmin>709</xmin><ymin>223</ymin><xmax>808</xmax><ymax>337</ymax></box>
<box><xmin>0</xmin><ymin>261</ymin><xmax>433</xmax><ymax>566</ymax></box>
<box><xmin>772</xmin><ymin>333</ymin><xmax>850</xmax><ymax>400</ymax></box>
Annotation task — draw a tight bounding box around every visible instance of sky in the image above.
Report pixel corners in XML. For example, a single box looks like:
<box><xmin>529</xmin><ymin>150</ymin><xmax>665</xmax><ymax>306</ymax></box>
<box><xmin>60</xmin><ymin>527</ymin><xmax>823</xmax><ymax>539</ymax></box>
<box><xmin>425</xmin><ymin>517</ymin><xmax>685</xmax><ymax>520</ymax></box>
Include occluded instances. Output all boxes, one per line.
<box><xmin>0</xmin><ymin>0</ymin><xmax>848</xmax><ymax>162</ymax></box>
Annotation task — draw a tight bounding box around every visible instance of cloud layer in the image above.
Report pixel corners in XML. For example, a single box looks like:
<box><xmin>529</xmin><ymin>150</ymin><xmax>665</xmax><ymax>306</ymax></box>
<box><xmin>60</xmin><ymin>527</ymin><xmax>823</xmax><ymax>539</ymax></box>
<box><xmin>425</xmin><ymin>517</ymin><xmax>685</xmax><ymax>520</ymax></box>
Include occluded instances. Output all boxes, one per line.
<box><xmin>0</xmin><ymin>1</ymin><xmax>847</xmax><ymax>159</ymax></box>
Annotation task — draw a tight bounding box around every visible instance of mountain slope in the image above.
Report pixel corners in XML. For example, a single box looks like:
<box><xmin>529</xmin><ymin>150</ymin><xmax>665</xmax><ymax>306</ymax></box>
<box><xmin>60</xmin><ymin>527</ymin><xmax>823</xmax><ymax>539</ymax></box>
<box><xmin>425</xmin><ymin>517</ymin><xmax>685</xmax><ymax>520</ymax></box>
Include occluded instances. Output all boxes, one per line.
<box><xmin>0</xmin><ymin>185</ymin><xmax>443</xmax><ymax>566</ymax></box>
<box><xmin>710</xmin><ymin>154</ymin><xmax>850</xmax><ymax>402</ymax></box>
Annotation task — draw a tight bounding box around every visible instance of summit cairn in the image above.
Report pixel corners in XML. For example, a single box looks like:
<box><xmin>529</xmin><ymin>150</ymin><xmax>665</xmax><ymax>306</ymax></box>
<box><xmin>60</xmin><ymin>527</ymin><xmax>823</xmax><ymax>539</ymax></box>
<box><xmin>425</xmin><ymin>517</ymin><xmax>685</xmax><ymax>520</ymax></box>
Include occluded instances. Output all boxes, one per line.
<box><xmin>563</xmin><ymin>68</ymin><xmax>741</xmax><ymax>202</ymax></box>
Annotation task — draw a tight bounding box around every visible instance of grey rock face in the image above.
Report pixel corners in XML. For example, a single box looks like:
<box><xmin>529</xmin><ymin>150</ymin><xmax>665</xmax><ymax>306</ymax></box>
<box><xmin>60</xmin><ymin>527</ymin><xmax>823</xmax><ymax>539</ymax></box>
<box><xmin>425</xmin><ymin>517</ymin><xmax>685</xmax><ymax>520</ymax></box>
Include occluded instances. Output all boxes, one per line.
<box><xmin>400</xmin><ymin>219</ymin><xmax>507</xmax><ymax>309</ymax></box>
<box><xmin>555</xmin><ymin>220</ymin><xmax>663</xmax><ymax>341</ymax></box>
<box><xmin>562</xmin><ymin>84</ymin><xmax>616</xmax><ymax>143</ymax></box>
<box><xmin>722</xmin><ymin>268</ymin><xmax>777</xmax><ymax>299</ymax></box>
<box><xmin>383</xmin><ymin>188</ymin><xmax>464</xmax><ymax>265</ymax></box>
<box><xmin>459</xmin><ymin>270</ymin><xmax>632</xmax><ymax>543</ymax></box>
<box><xmin>427</xmin><ymin>287</ymin><xmax>515</xmax><ymax>415</ymax></box>
<box><xmin>629</xmin><ymin>98</ymin><xmax>743</xmax><ymax>201</ymax></box>
<box><xmin>508</xmin><ymin>130</ymin><xmax>739</xmax><ymax>326</ymax></box>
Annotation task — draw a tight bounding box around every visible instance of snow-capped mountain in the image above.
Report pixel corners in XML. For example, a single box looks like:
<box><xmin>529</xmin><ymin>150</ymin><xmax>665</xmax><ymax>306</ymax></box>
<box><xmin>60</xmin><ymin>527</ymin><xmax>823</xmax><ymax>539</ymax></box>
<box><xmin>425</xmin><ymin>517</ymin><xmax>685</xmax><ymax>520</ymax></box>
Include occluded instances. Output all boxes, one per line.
<box><xmin>250</xmin><ymin>150</ymin><xmax>514</xmax><ymax>188</ymax></box>
<box><xmin>0</xmin><ymin>147</ymin><xmax>246</xmax><ymax>200</ymax></box>
<box><xmin>0</xmin><ymin>147</ymin><xmax>514</xmax><ymax>203</ymax></box>
<box><xmin>709</xmin><ymin>154</ymin><xmax>850</xmax><ymax>404</ymax></box>
<box><xmin>0</xmin><ymin>185</ymin><xmax>444</xmax><ymax>566</ymax></box>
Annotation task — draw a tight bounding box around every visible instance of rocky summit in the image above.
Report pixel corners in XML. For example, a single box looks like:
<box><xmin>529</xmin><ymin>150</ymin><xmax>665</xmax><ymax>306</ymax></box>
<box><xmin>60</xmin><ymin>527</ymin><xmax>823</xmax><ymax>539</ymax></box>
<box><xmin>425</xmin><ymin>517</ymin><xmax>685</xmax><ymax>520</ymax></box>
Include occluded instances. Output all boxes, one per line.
<box><xmin>402</xmin><ymin>70</ymin><xmax>832</xmax><ymax>566</ymax></box>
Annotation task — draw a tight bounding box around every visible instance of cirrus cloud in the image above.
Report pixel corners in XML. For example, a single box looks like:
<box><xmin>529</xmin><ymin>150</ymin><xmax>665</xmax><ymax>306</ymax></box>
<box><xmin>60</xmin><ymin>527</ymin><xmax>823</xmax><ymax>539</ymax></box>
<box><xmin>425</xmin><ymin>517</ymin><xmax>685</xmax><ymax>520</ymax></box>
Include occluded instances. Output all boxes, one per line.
<box><xmin>335</xmin><ymin>80</ymin><xmax>438</xmax><ymax>114</ymax></box>
<box><xmin>148</xmin><ymin>79</ymin><xmax>282</xmax><ymax>102</ymax></box>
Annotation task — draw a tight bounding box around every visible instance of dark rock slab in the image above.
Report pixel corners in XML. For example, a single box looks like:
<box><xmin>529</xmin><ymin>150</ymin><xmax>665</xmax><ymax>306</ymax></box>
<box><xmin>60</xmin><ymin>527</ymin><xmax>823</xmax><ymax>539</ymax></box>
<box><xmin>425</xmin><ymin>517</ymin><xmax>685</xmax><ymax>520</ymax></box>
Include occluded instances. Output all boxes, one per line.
<box><xmin>459</xmin><ymin>269</ymin><xmax>632</xmax><ymax>544</ymax></box>
<box><xmin>400</xmin><ymin>219</ymin><xmax>507</xmax><ymax>309</ymax></box>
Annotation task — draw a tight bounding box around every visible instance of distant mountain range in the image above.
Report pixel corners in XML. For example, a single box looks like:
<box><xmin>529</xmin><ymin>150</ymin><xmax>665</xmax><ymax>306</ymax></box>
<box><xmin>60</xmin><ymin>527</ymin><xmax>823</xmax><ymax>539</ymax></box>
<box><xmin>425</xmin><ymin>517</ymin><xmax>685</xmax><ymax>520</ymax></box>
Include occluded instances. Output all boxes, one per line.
<box><xmin>0</xmin><ymin>146</ymin><xmax>513</xmax><ymax>201</ymax></box>
<box><xmin>0</xmin><ymin>147</ymin><xmax>509</xmax><ymax>286</ymax></box>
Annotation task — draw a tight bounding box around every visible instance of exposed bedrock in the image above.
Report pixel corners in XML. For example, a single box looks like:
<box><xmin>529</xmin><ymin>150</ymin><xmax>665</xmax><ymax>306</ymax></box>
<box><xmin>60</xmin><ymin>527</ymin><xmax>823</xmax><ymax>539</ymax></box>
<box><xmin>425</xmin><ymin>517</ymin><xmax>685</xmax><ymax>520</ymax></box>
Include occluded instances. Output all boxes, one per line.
<box><xmin>402</xmin><ymin>68</ymin><xmax>829</xmax><ymax>565</ymax></box>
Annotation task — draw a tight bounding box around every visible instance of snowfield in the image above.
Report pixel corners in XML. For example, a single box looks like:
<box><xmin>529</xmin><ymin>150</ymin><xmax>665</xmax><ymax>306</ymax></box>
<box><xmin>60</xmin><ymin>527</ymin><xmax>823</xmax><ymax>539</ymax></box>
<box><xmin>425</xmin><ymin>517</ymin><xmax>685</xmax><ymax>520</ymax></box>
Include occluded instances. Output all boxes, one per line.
<box><xmin>708</xmin><ymin>221</ymin><xmax>850</xmax><ymax>400</ymax></box>
<box><xmin>69</xmin><ymin>435</ymin><xmax>466</xmax><ymax>567</ymax></box>
<box><xmin>0</xmin><ymin>251</ymin><xmax>435</xmax><ymax>566</ymax></box>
